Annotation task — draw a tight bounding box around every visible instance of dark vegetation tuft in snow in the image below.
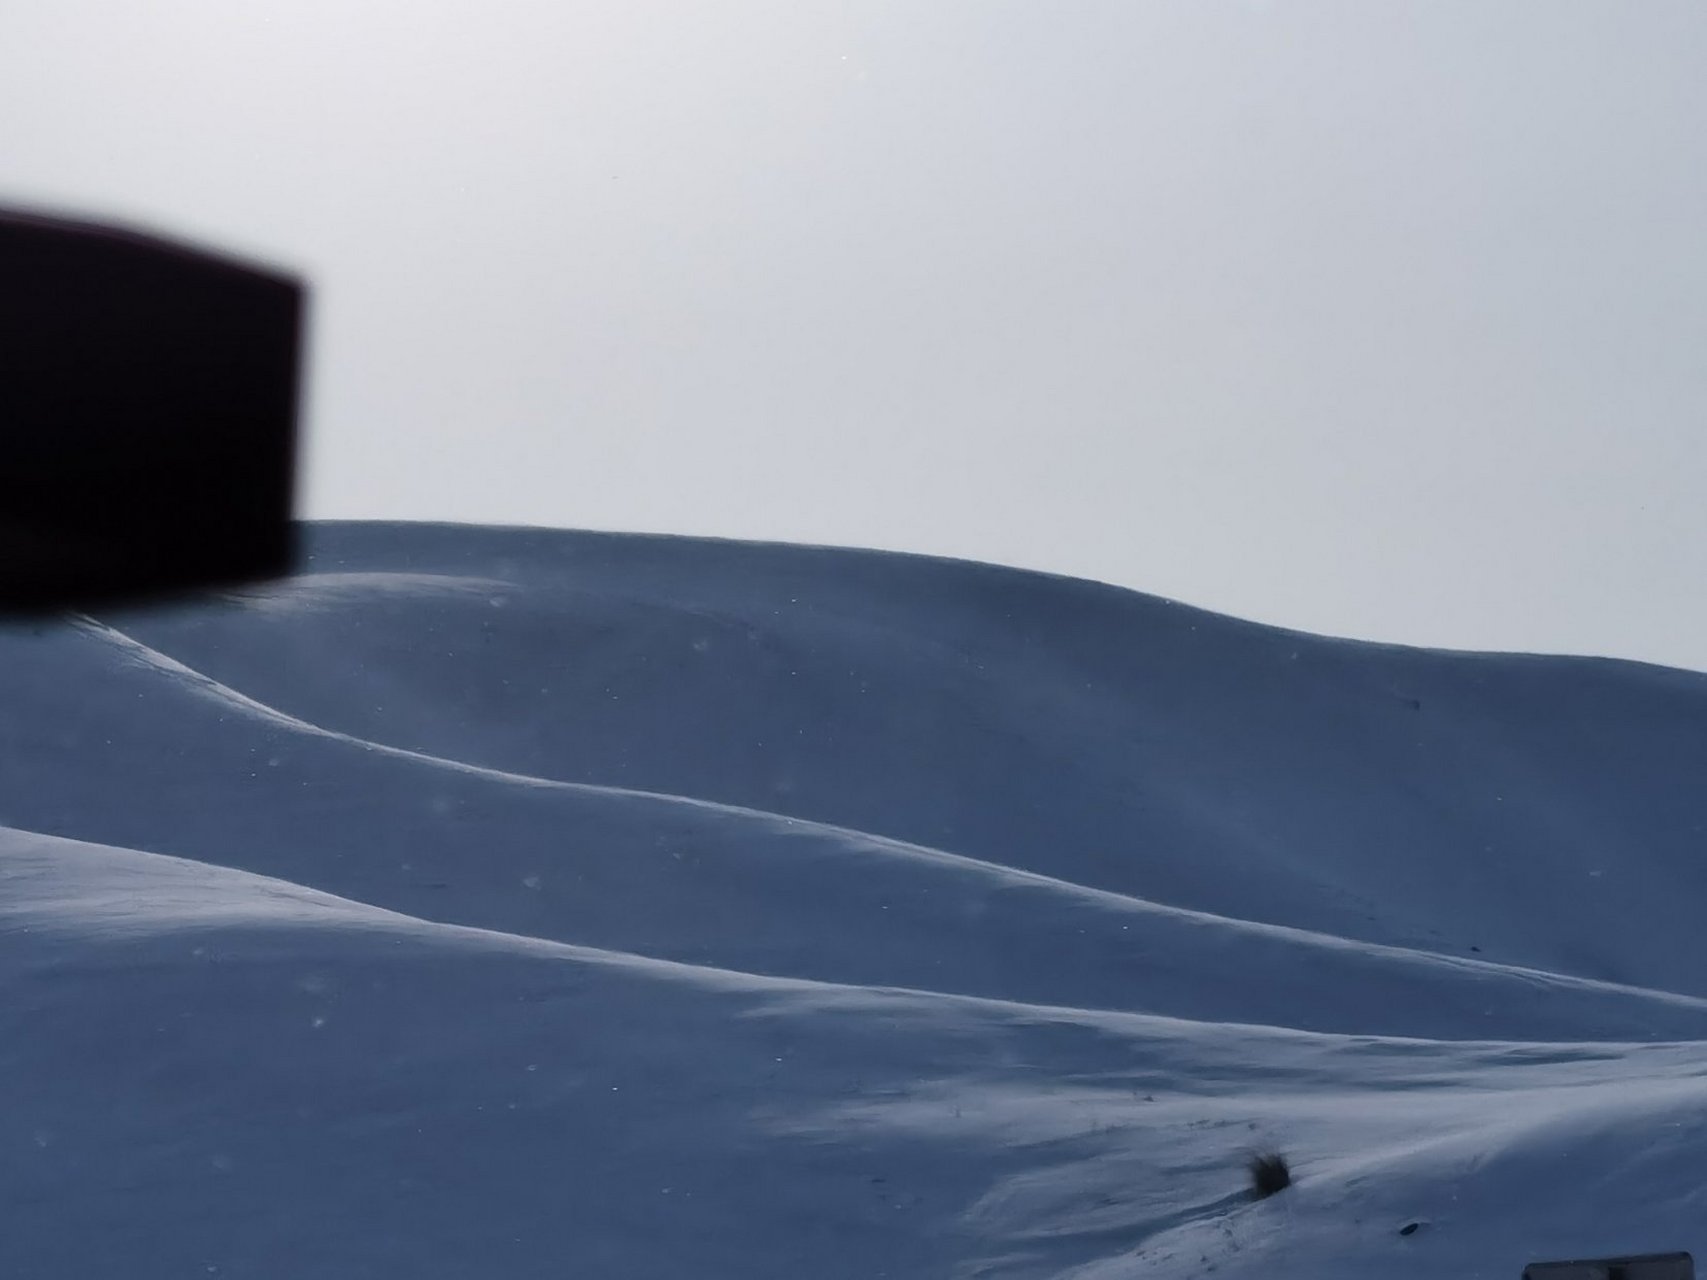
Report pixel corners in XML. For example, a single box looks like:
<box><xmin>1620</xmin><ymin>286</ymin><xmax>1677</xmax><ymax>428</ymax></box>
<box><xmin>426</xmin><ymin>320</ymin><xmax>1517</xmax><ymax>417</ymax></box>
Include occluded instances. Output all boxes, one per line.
<box><xmin>1246</xmin><ymin>1151</ymin><xmax>1292</xmax><ymax>1200</ymax></box>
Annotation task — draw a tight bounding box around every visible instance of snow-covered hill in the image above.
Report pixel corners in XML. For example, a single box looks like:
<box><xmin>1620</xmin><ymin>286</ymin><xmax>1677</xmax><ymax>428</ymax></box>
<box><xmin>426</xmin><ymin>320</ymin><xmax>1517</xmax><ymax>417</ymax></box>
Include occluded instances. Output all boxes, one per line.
<box><xmin>3</xmin><ymin>521</ymin><xmax>1704</xmax><ymax>1277</ymax></box>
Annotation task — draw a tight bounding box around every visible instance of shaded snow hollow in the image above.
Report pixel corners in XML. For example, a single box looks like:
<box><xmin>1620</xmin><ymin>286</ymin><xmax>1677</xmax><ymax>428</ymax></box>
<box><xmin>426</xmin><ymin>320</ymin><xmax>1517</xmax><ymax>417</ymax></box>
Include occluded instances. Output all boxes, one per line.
<box><xmin>2</xmin><ymin>521</ymin><xmax>1705</xmax><ymax>1278</ymax></box>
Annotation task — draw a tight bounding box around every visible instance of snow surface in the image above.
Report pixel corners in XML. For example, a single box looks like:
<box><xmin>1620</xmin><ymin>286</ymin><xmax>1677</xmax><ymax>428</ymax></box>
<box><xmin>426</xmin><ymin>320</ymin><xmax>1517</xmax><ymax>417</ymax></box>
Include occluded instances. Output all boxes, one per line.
<box><xmin>3</xmin><ymin>520</ymin><xmax>1705</xmax><ymax>1278</ymax></box>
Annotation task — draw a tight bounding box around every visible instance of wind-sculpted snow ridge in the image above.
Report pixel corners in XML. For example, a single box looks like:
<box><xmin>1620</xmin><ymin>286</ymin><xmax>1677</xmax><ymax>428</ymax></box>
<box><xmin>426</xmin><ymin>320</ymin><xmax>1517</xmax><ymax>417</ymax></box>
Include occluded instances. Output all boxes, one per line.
<box><xmin>5</xmin><ymin>825</ymin><xmax>1707</xmax><ymax>1280</ymax></box>
<box><xmin>13</xmin><ymin>613</ymin><xmax>1707</xmax><ymax>1044</ymax></box>
<box><xmin>3</xmin><ymin>521</ymin><xmax>1705</xmax><ymax>1278</ymax></box>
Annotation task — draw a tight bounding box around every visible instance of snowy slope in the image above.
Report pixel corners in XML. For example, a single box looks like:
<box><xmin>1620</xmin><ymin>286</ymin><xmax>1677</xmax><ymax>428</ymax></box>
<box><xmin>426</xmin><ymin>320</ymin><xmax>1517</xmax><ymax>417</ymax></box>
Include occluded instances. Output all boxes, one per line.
<box><xmin>2</xmin><ymin>521</ymin><xmax>1705</xmax><ymax>1278</ymax></box>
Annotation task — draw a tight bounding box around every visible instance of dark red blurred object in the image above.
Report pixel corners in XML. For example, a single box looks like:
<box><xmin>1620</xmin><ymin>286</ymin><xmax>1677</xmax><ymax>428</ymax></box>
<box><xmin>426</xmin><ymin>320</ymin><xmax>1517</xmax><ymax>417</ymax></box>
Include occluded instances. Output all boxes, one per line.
<box><xmin>0</xmin><ymin>206</ymin><xmax>303</xmax><ymax>612</ymax></box>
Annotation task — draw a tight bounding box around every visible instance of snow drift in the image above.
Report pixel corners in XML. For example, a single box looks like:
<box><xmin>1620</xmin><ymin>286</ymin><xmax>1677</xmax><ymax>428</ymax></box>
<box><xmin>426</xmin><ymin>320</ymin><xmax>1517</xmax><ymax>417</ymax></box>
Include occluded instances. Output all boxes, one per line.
<box><xmin>2</xmin><ymin>521</ymin><xmax>1704</xmax><ymax>1278</ymax></box>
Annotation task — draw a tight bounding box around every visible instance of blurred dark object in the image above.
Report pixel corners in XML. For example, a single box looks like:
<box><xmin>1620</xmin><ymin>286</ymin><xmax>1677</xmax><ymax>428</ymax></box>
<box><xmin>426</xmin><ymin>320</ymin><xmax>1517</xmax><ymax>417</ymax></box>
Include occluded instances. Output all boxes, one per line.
<box><xmin>0</xmin><ymin>205</ymin><xmax>303</xmax><ymax>613</ymax></box>
<box><xmin>1523</xmin><ymin>1251</ymin><xmax>1694</xmax><ymax>1279</ymax></box>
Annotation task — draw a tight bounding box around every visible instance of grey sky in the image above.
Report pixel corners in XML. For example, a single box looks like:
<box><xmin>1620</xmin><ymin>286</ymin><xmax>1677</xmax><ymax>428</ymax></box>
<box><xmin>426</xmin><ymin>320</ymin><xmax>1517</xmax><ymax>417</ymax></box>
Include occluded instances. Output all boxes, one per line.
<box><xmin>4</xmin><ymin>2</ymin><xmax>1704</xmax><ymax>670</ymax></box>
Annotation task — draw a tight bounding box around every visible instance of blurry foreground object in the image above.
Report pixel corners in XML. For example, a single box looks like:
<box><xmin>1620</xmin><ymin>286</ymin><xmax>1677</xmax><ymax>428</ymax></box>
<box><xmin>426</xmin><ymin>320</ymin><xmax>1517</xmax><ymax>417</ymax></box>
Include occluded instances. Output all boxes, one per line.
<box><xmin>0</xmin><ymin>206</ymin><xmax>303</xmax><ymax>612</ymax></box>
<box><xmin>1523</xmin><ymin>1251</ymin><xmax>1694</xmax><ymax>1279</ymax></box>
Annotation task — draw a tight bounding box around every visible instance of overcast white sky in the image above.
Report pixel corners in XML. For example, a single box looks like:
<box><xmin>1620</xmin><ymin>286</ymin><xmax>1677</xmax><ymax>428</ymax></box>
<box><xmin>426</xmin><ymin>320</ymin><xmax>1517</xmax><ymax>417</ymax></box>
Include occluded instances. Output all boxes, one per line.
<box><xmin>4</xmin><ymin>2</ymin><xmax>1704</xmax><ymax>670</ymax></box>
